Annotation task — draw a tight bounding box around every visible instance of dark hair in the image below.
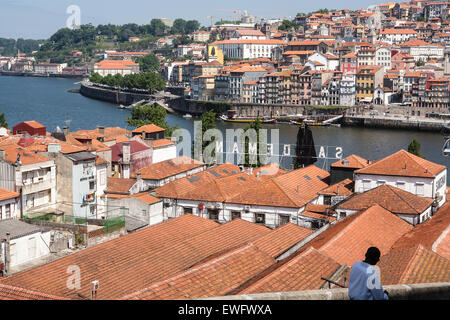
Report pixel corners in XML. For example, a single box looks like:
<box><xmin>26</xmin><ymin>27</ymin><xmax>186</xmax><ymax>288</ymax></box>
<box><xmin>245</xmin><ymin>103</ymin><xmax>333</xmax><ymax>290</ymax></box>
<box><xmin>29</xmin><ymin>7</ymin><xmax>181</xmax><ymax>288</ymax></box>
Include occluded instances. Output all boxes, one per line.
<box><xmin>365</xmin><ymin>247</ymin><xmax>381</xmax><ymax>264</ymax></box>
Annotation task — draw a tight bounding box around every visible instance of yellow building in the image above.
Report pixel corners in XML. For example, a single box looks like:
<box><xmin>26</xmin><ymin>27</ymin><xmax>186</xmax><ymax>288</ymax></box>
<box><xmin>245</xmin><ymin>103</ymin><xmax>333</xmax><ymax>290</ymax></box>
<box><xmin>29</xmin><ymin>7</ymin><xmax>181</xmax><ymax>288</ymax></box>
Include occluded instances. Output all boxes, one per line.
<box><xmin>356</xmin><ymin>65</ymin><xmax>384</xmax><ymax>103</ymax></box>
<box><xmin>207</xmin><ymin>45</ymin><xmax>224</xmax><ymax>65</ymax></box>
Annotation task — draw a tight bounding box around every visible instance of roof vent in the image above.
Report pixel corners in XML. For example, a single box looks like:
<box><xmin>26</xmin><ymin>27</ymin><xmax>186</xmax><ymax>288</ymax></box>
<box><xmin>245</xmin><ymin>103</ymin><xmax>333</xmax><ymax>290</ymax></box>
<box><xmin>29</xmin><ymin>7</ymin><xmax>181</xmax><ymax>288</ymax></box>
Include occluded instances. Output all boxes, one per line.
<box><xmin>342</xmin><ymin>159</ymin><xmax>350</xmax><ymax>166</ymax></box>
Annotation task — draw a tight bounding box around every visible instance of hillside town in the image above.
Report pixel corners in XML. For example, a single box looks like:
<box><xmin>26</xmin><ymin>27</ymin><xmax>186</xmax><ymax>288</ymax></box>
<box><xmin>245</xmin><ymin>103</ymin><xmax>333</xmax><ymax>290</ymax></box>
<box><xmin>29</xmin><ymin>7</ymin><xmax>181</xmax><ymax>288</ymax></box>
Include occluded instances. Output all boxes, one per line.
<box><xmin>0</xmin><ymin>0</ymin><xmax>449</xmax><ymax>302</ymax></box>
<box><xmin>0</xmin><ymin>118</ymin><xmax>449</xmax><ymax>299</ymax></box>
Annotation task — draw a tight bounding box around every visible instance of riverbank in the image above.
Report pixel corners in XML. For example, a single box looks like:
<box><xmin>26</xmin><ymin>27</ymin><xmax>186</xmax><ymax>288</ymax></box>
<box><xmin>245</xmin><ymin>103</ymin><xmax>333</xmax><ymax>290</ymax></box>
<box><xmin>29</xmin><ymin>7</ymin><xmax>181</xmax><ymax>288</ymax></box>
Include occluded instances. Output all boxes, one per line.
<box><xmin>0</xmin><ymin>70</ymin><xmax>86</xmax><ymax>79</ymax></box>
<box><xmin>342</xmin><ymin>115</ymin><xmax>447</xmax><ymax>132</ymax></box>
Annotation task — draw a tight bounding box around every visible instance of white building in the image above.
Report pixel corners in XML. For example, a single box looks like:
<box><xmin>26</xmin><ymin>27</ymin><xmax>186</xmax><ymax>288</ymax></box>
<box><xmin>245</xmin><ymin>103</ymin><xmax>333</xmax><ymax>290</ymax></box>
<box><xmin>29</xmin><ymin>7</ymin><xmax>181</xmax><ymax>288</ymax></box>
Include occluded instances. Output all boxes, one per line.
<box><xmin>397</xmin><ymin>39</ymin><xmax>445</xmax><ymax>62</ymax></box>
<box><xmin>0</xmin><ymin>147</ymin><xmax>56</xmax><ymax>216</ymax></box>
<box><xmin>375</xmin><ymin>46</ymin><xmax>392</xmax><ymax>69</ymax></box>
<box><xmin>34</xmin><ymin>63</ymin><xmax>67</xmax><ymax>74</ymax></box>
<box><xmin>378</xmin><ymin>29</ymin><xmax>418</xmax><ymax>44</ymax></box>
<box><xmin>0</xmin><ymin>188</ymin><xmax>20</xmax><ymax>220</ymax></box>
<box><xmin>212</xmin><ymin>39</ymin><xmax>286</xmax><ymax>59</ymax></box>
<box><xmin>93</xmin><ymin>60</ymin><xmax>139</xmax><ymax>76</ymax></box>
<box><xmin>354</xmin><ymin>150</ymin><xmax>447</xmax><ymax>209</ymax></box>
<box><xmin>307</xmin><ymin>52</ymin><xmax>340</xmax><ymax>71</ymax></box>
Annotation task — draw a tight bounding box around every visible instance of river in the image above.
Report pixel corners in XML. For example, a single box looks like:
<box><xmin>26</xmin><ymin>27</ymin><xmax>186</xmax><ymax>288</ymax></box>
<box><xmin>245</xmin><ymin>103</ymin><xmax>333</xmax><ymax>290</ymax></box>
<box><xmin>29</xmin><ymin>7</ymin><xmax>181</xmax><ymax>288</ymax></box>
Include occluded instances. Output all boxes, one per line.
<box><xmin>1</xmin><ymin>75</ymin><xmax>449</xmax><ymax>176</ymax></box>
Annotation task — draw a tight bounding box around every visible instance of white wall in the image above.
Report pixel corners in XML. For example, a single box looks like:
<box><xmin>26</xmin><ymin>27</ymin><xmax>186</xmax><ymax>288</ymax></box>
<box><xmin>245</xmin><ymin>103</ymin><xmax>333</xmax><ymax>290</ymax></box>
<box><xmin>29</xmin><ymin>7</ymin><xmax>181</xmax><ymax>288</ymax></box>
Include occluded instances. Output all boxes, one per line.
<box><xmin>152</xmin><ymin>145</ymin><xmax>177</xmax><ymax>164</ymax></box>
<box><xmin>0</xmin><ymin>199</ymin><xmax>18</xmax><ymax>220</ymax></box>
<box><xmin>2</xmin><ymin>231</ymin><xmax>51</xmax><ymax>268</ymax></box>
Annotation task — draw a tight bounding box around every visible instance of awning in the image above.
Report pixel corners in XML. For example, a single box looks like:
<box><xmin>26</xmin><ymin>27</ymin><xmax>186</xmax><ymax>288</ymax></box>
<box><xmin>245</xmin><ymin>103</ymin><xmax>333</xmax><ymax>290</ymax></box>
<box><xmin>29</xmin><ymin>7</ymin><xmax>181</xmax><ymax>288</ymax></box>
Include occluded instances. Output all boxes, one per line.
<box><xmin>360</xmin><ymin>97</ymin><xmax>373</xmax><ymax>103</ymax></box>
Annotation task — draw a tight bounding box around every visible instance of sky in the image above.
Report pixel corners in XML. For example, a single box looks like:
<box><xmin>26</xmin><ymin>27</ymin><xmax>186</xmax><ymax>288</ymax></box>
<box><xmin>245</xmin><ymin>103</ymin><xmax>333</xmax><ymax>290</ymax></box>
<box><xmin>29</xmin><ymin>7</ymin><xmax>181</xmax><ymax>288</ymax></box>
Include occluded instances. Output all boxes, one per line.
<box><xmin>1</xmin><ymin>0</ymin><xmax>396</xmax><ymax>39</ymax></box>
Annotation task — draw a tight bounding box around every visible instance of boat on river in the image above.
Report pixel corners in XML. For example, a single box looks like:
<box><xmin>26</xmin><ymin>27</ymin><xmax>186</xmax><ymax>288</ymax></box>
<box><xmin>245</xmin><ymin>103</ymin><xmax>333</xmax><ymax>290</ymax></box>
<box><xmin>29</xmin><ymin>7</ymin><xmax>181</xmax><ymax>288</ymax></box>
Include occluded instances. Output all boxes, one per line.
<box><xmin>219</xmin><ymin>110</ymin><xmax>276</xmax><ymax>124</ymax></box>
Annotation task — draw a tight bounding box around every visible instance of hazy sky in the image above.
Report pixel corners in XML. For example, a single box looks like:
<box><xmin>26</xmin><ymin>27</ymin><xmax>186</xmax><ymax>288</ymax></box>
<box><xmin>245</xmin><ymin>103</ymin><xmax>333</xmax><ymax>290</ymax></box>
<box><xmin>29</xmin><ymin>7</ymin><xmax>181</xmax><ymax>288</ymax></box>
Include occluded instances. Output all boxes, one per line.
<box><xmin>1</xmin><ymin>0</ymin><xmax>397</xmax><ymax>39</ymax></box>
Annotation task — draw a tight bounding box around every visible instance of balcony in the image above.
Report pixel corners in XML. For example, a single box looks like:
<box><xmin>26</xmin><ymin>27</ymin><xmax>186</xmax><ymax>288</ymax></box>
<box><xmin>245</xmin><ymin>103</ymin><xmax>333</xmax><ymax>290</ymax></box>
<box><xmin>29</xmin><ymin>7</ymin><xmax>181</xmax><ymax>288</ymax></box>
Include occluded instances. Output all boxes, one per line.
<box><xmin>21</xmin><ymin>178</ymin><xmax>56</xmax><ymax>194</ymax></box>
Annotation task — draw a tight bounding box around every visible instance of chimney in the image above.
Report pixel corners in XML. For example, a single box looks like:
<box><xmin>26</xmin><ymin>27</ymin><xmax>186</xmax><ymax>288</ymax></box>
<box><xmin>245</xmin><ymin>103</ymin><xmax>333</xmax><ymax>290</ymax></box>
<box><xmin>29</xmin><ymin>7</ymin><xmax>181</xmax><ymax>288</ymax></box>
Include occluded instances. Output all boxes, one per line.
<box><xmin>63</xmin><ymin>127</ymin><xmax>69</xmax><ymax>136</ymax></box>
<box><xmin>91</xmin><ymin>280</ymin><xmax>99</xmax><ymax>300</ymax></box>
<box><xmin>137</xmin><ymin>172</ymin><xmax>142</xmax><ymax>181</ymax></box>
<box><xmin>97</xmin><ymin>126</ymin><xmax>105</xmax><ymax>135</ymax></box>
<box><xmin>256</xmin><ymin>172</ymin><xmax>260</xmax><ymax>179</ymax></box>
<box><xmin>0</xmin><ymin>149</ymin><xmax>5</xmax><ymax>161</ymax></box>
<box><xmin>337</xmin><ymin>185</ymin><xmax>340</xmax><ymax>196</ymax></box>
<box><xmin>122</xmin><ymin>142</ymin><xmax>131</xmax><ymax>165</ymax></box>
<box><xmin>5</xmin><ymin>233</ymin><xmax>10</xmax><ymax>276</ymax></box>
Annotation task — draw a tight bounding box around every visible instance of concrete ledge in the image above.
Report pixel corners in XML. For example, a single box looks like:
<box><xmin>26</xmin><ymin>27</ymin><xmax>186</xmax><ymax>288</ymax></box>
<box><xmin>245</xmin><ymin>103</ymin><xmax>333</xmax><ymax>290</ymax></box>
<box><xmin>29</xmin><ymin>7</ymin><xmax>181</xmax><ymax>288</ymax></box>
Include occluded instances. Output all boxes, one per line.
<box><xmin>200</xmin><ymin>283</ymin><xmax>450</xmax><ymax>300</ymax></box>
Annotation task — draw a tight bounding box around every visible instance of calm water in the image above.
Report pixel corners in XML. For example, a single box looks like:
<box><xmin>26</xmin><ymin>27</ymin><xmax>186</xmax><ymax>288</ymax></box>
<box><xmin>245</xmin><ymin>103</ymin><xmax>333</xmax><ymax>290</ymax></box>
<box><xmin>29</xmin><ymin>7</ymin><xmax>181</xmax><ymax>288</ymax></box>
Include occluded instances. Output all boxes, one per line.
<box><xmin>1</xmin><ymin>75</ymin><xmax>449</xmax><ymax>176</ymax></box>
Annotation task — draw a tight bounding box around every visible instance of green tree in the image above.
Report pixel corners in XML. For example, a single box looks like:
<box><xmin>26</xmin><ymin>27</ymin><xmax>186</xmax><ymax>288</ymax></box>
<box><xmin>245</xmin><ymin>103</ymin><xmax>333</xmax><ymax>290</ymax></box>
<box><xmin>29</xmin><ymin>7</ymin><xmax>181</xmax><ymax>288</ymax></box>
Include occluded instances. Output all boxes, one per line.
<box><xmin>89</xmin><ymin>72</ymin><xmax>102</xmax><ymax>83</ymax></box>
<box><xmin>171</xmin><ymin>19</ymin><xmax>187</xmax><ymax>34</ymax></box>
<box><xmin>201</xmin><ymin>110</ymin><xmax>216</xmax><ymax>147</ymax></box>
<box><xmin>126</xmin><ymin>103</ymin><xmax>177</xmax><ymax>136</ymax></box>
<box><xmin>408</xmin><ymin>139</ymin><xmax>422</xmax><ymax>158</ymax></box>
<box><xmin>244</xmin><ymin>118</ymin><xmax>263</xmax><ymax>168</ymax></box>
<box><xmin>0</xmin><ymin>112</ymin><xmax>8</xmax><ymax>129</ymax></box>
<box><xmin>150</xmin><ymin>19</ymin><xmax>167</xmax><ymax>36</ymax></box>
<box><xmin>185</xmin><ymin>20</ymin><xmax>201</xmax><ymax>34</ymax></box>
<box><xmin>137</xmin><ymin>53</ymin><xmax>160</xmax><ymax>72</ymax></box>
<box><xmin>278</xmin><ymin>20</ymin><xmax>299</xmax><ymax>31</ymax></box>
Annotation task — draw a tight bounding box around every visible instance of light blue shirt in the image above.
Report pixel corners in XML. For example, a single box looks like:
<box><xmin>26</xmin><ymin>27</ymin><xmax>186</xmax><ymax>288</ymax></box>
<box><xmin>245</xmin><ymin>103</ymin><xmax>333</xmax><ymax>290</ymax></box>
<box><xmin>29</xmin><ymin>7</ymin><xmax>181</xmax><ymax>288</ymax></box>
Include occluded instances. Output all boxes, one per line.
<box><xmin>348</xmin><ymin>261</ymin><xmax>389</xmax><ymax>300</ymax></box>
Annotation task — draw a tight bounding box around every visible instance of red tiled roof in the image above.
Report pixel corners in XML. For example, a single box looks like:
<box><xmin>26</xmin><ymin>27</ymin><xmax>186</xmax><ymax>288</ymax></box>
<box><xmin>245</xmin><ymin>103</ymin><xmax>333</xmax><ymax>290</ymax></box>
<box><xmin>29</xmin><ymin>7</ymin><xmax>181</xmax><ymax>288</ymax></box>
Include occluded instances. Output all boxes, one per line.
<box><xmin>252</xmin><ymin>223</ymin><xmax>313</xmax><ymax>258</ymax></box>
<box><xmin>391</xmin><ymin>200</ymin><xmax>450</xmax><ymax>252</ymax></box>
<box><xmin>0</xmin><ymin>188</ymin><xmax>20</xmax><ymax>202</ymax></box>
<box><xmin>22</xmin><ymin>121</ymin><xmax>45</xmax><ymax>129</ymax></box>
<box><xmin>378</xmin><ymin>245</ymin><xmax>450</xmax><ymax>285</ymax></box>
<box><xmin>155</xmin><ymin>163</ymin><xmax>241</xmax><ymax>199</ymax></box>
<box><xmin>0</xmin><ymin>284</ymin><xmax>68</xmax><ymax>300</ymax></box>
<box><xmin>318</xmin><ymin>179</ymin><xmax>353</xmax><ymax>196</ymax></box>
<box><xmin>0</xmin><ymin>214</ymin><xmax>220</xmax><ymax>299</ymax></box>
<box><xmin>355</xmin><ymin>150</ymin><xmax>446</xmax><ymax>178</ymax></box>
<box><xmin>121</xmin><ymin>243</ymin><xmax>275</xmax><ymax>300</ymax></box>
<box><xmin>239</xmin><ymin>247</ymin><xmax>341</xmax><ymax>294</ymax></box>
<box><xmin>134</xmin><ymin>156</ymin><xmax>204</xmax><ymax>180</ymax></box>
<box><xmin>132</xmin><ymin>124</ymin><xmax>165</xmax><ymax>134</ymax></box>
<box><xmin>337</xmin><ymin>184</ymin><xmax>434</xmax><ymax>216</ymax></box>
<box><xmin>331</xmin><ymin>154</ymin><xmax>371</xmax><ymax>169</ymax></box>
<box><xmin>0</xmin><ymin>144</ymin><xmax>51</xmax><ymax>165</ymax></box>
<box><xmin>151</xmin><ymin>139</ymin><xmax>175</xmax><ymax>148</ymax></box>
<box><xmin>105</xmin><ymin>177</ymin><xmax>136</xmax><ymax>195</ymax></box>
<box><xmin>122</xmin><ymin>192</ymin><xmax>161</xmax><ymax>205</ymax></box>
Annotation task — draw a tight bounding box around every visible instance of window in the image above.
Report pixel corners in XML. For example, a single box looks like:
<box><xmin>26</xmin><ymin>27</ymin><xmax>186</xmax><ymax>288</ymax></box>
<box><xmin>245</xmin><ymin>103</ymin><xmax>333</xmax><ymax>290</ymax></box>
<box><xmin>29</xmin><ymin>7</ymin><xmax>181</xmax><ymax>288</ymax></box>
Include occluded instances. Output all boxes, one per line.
<box><xmin>0</xmin><ymin>206</ymin><xmax>2</xmax><ymax>220</ymax></box>
<box><xmin>142</xmin><ymin>209</ymin><xmax>147</xmax><ymax>216</ymax></box>
<box><xmin>208</xmin><ymin>209</ymin><xmax>219</xmax><ymax>222</ymax></box>
<box><xmin>231</xmin><ymin>211</ymin><xmax>241</xmax><ymax>220</ymax></box>
<box><xmin>279</xmin><ymin>214</ymin><xmax>290</xmax><ymax>226</ymax></box>
<box><xmin>396</xmin><ymin>182</ymin><xmax>406</xmax><ymax>191</ymax></box>
<box><xmin>255</xmin><ymin>213</ymin><xmax>265</xmax><ymax>225</ymax></box>
<box><xmin>377</xmin><ymin>180</ymin><xmax>386</xmax><ymax>187</ymax></box>
<box><xmin>184</xmin><ymin>207</ymin><xmax>193</xmax><ymax>214</ymax></box>
<box><xmin>89</xmin><ymin>181</ymin><xmax>95</xmax><ymax>190</ymax></box>
<box><xmin>28</xmin><ymin>237</ymin><xmax>36</xmax><ymax>259</ymax></box>
<box><xmin>89</xmin><ymin>205</ymin><xmax>96</xmax><ymax>216</ymax></box>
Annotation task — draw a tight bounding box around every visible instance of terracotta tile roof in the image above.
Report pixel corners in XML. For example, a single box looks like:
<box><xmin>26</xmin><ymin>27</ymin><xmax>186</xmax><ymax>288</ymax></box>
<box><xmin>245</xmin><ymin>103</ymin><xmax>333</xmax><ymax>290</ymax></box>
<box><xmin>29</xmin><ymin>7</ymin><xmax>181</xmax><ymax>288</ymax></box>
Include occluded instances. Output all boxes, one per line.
<box><xmin>105</xmin><ymin>177</ymin><xmax>136</xmax><ymax>195</ymax></box>
<box><xmin>228</xmin><ymin>165</ymin><xmax>330</xmax><ymax>208</ymax></box>
<box><xmin>433</xmin><ymin>225</ymin><xmax>450</xmax><ymax>260</ymax></box>
<box><xmin>355</xmin><ymin>150</ymin><xmax>446</xmax><ymax>178</ymax></box>
<box><xmin>342</xmin><ymin>52</ymin><xmax>357</xmax><ymax>58</ymax></box>
<box><xmin>391</xmin><ymin>200</ymin><xmax>450</xmax><ymax>252</ymax></box>
<box><xmin>283</xmin><ymin>50</ymin><xmax>314</xmax><ymax>56</ymax></box>
<box><xmin>132</xmin><ymin>124</ymin><xmax>165</xmax><ymax>134</ymax></box>
<box><xmin>0</xmin><ymin>144</ymin><xmax>51</xmax><ymax>165</ymax></box>
<box><xmin>151</xmin><ymin>139</ymin><xmax>175</xmax><ymax>148</ymax></box>
<box><xmin>337</xmin><ymin>184</ymin><xmax>434</xmax><ymax>216</ymax></box>
<box><xmin>121</xmin><ymin>243</ymin><xmax>275</xmax><ymax>300</ymax></box>
<box><xmin>303</xmin><ymin>205</ymin><xmax>412</xmax><ymax>266</ymax></box>
<box><xmin>252</xmin><ymin>223</ymin><xmax>313</xmax><ymax>258</ymax></box>
<box><xmin>305</xmin><ymin>204</ymin><xmax>331</xmax><ymax>214</ymax></box>
<box><xmin>253</xmin><ymin>163</ymin><xmax>287</xmax><ymax>180</ymax></box>
<box><xmin>378</xmin><ymin>245</ymin><xmax>450</xmax><ymax>285</ymax></box>
<box><xmin>95</xmin><ymin>156</ymin><xmax>108</xmax><ymax>166</ymax></box>
<box><xmin>301</xmin><ymin>210</ymin><xmax>337</xmax><ymax>222</ymax></box>
<box><xmin>380</xmin><ymin>28</ymin><xmax>418</xmax><ymax>34</ymax></box>
<box><xmin>155</xmin><ymin>163</ymin><xmax>241</xmax><ymax>199</ymax></box>
<box><xmin>318</xmin><ymin>179</ymin><xmax>354</xmax><ymax>196</ymax></box>
<box><xmin>94</xmin><ymin>60</ymin><xmax>138</xmax><ymax>70</ymax></box>
<box><xmin>22</xmin><ymin>121</ymin><xmax>45</xmax><ymax>129</ymax></box>
<box><xmin>0</xmin><ymin>188</ymin><xmax>20</xmax><ymax>202</ymax></box>
<box><xmin>0</xmin><ymin>214</ymin><xmax>219</xmax><ymax>299</ymax></box>
<box><xmin>134</xmin><ymin>156</ymin><xmax>204</xmax><ymax>180</ymax></box>
<box><xmin>239</xmin><ymin>247</ymin><xmax>341</xmax><ymax>294</ymax></box>
<box><xmin>331</xmin><ymin>154</ymin><xmax>371</xmax><ymax>169</ymax></box>
<box><xmin>213</xmin><ymin>39</ymin><xmax>286</xmax><ymax>45</ymax></box>
<box><xmin>318</xmin><ymin>205</ymin><xmax>413</xmax><ymax>265</ymax></box>
<box><xmin>0</xmin><ymin>284</ymin><xmax>68</xmax><ymax>300</ymax></box>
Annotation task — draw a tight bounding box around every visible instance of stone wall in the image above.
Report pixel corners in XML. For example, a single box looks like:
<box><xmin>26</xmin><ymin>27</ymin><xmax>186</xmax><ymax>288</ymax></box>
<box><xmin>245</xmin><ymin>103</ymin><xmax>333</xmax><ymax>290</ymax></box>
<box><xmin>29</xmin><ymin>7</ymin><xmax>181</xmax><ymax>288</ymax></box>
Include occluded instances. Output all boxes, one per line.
<box><xmin>80</xmin><ymin>82</ymin><xmax>152</xmax><ymax>105</ymax></box>
<box><xmin>342</xmin><ymin>116</ymin><xmax>445</xmax><ymax>132</ymax></box>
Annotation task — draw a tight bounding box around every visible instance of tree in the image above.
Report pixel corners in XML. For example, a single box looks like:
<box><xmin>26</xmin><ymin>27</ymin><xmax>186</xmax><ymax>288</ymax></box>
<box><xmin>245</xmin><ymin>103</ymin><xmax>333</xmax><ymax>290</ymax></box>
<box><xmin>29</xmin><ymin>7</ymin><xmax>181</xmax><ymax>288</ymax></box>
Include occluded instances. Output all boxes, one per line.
<box><xmin>408</xmin><ymin>139</ymin><xmax>422</xmax><ymax>158</ymax></box>
<box><xmin>137</xmin><ymin>53</ymin><xmax>160</xmax><ymax>72</ymax></box>
<box><xmin>171</xmin><ymin>19</ymin><xmax>187</xmax><ymax>34</ymax></box>
<box><xmin>89</xmin><ymin>72</ymin><xmax>102</xmax><ymax>83</ymax></box>
<box><xmin>0</xmin><ymin>112</ymin><xmax>8</xmax><ymax>129</ymax></box>
<box><xmin>278</xmin><ymin>20</ymin><xmax>299</xmax><ymax>31</ymax></box>
<box><xmin>126</xmin><ymin>103</ymin><xmax>177</xmax><ymax>137</ymax></box>
<box><xmin>185</xmin><ymin>20</ymin><xmax>201</xmax><ymax>34</ymax></box>
<box><xmin>150</xmin><ymin>19</ymin><xmax>167</xmax><ymax>36</ymax></box>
